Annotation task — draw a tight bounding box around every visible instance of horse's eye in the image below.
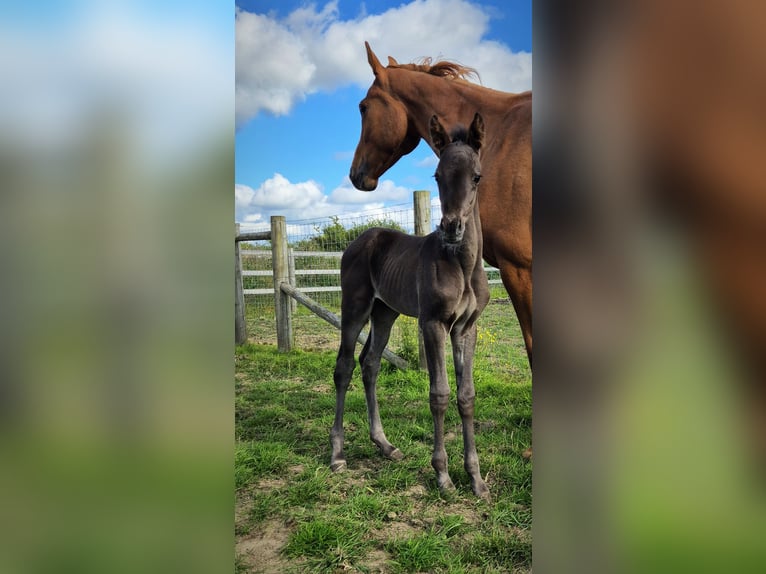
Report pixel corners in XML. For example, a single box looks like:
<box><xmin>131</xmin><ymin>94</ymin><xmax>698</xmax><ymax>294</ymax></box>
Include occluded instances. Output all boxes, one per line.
<box><xmin>473</xmin><ymin>174</ymin><xmax>482</xmax><ymax>184</ymax></box>
<box><xmin>359</xmin><ymin>103</ymin><xmax>368</xmax><ymax>115</ymax></box>
<box><xmin>433</xmin><ymin>173</ymin><xmax>440</xmax><ymax>182</ymax></box>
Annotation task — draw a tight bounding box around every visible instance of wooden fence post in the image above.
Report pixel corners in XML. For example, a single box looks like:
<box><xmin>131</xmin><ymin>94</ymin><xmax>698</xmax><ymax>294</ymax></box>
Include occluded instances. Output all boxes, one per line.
<box><xmin>271</xmin><ymin>216</ymin><xmax>293</xmax><ymax>352</ymax></box>
<box><xmin>413</xmin><ymin>190</ymin><xmax>432</xmax><ymax>370</ymax></box>
<box><xmin>235</xmin><ymin>223</ymin><xmax>248</xmax><ymax>345</ymax></box>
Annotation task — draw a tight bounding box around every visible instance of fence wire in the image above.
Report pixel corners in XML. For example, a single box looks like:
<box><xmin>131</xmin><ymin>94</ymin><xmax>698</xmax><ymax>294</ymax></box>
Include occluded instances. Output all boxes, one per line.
<box><xmin>239</xmin><ymin>201</ymin><xmax>507</xmax><ymax>357</ymax></box>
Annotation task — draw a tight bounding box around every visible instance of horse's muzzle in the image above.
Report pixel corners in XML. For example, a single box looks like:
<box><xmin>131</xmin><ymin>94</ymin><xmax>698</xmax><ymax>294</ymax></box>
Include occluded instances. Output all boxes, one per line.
<box><xmin>349</xmin><ymin>167</ymin><xmax>378</xmax><ymax>191</ymax></box>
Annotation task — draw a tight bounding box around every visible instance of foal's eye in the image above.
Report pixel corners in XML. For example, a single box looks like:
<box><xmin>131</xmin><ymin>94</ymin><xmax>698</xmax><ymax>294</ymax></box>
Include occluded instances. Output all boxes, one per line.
<box><xmin>473</xmin><ymin>174</ymin><xmax>482</xmax><ymax>184</ymax></box>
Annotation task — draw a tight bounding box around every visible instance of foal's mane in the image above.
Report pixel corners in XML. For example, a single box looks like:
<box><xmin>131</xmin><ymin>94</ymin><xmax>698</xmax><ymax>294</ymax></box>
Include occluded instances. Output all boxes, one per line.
<box><xmin>448</xmin><ymin>125</ymin><xmax>470</xmax><ymax>144</ymax></box>
<box><xmin>390</xmin><ymin>57</ymin><xmax>480</xmax><ymax>84</ymax></box>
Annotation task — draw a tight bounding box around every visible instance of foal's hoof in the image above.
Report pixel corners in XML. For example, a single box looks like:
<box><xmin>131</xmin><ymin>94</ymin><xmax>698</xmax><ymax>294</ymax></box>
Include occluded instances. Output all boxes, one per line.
<box><xmin>473</xmin><ymin>481</ymin><xmax>491</xmax><ymax>501</ymax></box>
<box><xmin>386</xmin><ymin>448</ymin><xmax>404</xmax><ymax>461</ymax></box>
<box><xmin>437</xmin><ymin>477</ymin><xmax>456</xmax><ymax>494</ymax></box>
<box><xmin>330</xmin><ymin>460</ymin><xmax>347</xmax><ymax>472</ymax></box>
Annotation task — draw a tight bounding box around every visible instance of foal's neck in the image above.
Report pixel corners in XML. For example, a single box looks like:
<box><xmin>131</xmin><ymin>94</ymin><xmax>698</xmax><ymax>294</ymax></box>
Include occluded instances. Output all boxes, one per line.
<box><xmin>446</xmin><ymin>203</ymin><xmax>483</xmax><ymax>270</ymax></box>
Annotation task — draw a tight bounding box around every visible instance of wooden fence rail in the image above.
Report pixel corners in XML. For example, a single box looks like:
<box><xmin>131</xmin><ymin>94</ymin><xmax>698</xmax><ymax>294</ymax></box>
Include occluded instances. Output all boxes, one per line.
<box><xmin>280</xmin><ymin>282</ymin><xmax>409</xmax><ymax>370</ymax></box>
<box><xmin>237</xmin><ymin>230</ymin><xmax>271</xmax><ymax>242</ymax></box>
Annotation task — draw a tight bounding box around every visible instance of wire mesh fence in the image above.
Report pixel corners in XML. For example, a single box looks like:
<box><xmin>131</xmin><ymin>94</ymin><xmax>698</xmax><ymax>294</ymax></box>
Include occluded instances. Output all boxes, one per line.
<box><xmin>239</xmin><ymin>200</ymin><xmax>508</xmax><ymax>361</ymax></box>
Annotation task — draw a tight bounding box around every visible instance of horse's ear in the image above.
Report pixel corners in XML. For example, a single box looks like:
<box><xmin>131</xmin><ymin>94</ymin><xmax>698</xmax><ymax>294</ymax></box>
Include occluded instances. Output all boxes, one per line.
<box><xmin>429</xmin><ymin>115</ymin><xmax>450</xmax><ymax>153</ymax></box>
<box><xmin>387</xmin><ymin>56</ymin><xmax>399</xmax><ymax>66</ymax></box>
<box><xmin>365</xmin><ymin>41</ymin><xmax>385</xmax><ymax>77</ymax></box>
<box><xmin>467</xmin><ymin>113</ymin><xmax>484</xmax><ymax>152</ymax></box>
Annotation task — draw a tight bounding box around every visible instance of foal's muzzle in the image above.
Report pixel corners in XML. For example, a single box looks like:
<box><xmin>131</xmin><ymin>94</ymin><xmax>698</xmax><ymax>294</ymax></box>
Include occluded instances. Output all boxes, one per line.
<box><xmin>439</xmin><ymin>218</ymin><xmax>465</xmax><ymax>244</ymax></box>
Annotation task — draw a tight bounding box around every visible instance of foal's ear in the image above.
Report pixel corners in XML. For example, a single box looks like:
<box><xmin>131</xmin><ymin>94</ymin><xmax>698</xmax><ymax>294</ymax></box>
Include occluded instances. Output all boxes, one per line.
<box><xmin>429</xmin><ymin>115</ymin><xmax>450</xmax><ymax>153</ymax></box>
<box><xmin>365</xmin><ymin>41</ymin><xmax>385</xmax><ymax>77</ymax></box>
<box><xmin>467</xmin><ymin>113</ymin><xmax>485</xmax><ymax>152</ymax></box>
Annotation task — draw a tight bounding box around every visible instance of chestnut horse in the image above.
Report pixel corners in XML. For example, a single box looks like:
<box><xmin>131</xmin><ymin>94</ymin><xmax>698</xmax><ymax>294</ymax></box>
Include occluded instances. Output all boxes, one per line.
<box><xmin>350</xmin><ymin>42</ymin><xmax>532</xmax><ymax>365</ymax></box>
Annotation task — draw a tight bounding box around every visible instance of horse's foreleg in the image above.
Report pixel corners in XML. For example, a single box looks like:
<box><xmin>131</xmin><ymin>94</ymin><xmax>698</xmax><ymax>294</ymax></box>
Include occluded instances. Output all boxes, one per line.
<box><xmin>362</xmin><ymin>302</ymin><xmax>403</xmax><ymax>461</ymax></box>
<box><xmin>422</xmin><ymin>319</ymin><xmax>454</xmax><ymax>493</ymax></box>
<box><xmin>451</xmin><ymin>323</ymin><xmax>489</xmax><ymax>498</ymax></box>
<box><xmin>331</xmin><ymin>321</ymin><xmax>365</xmax><ymax>472</ymax></box>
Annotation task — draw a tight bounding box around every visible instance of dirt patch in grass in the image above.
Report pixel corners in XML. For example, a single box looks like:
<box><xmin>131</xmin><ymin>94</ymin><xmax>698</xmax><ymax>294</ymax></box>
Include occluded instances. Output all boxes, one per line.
<box><xmin>257</xmin><ymin>477</ymin><xmax>287</xmax><ymax>491</ymax></box>
<box><xmin>235</xmin><ymin>491</ymin><xmax>254</xmax><ymax>535</ymax></box>
<box><xmin>300</xmin><ymin>332</ymin><xmax>339</xmax><ymax>350</ymax></box>
<box><xmin>378</xmin><ymin>520</ymin><xmax>418</xmax><ymax>540</ymax></box>
<box><xmin>357</xmin><ymin>549</ymin><xmax>390</xmax><ymax>574</ymax></box>
<box><xmin>404</xmin><ymin>484</ymin><xmax>427</xmax><ymax>497</ymax></box>
<box><xmin>236</xmin><ymin>519</ymin><xmax>292</xmax><ymax>574</ymax></box>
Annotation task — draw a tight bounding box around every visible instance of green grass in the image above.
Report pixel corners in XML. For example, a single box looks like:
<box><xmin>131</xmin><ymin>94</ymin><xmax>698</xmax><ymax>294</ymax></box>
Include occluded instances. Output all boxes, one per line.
<box><xmin>283</xmin><ymin>517</ymin><xmax>372</xmax><ymax>571</ymax></box>
<box><xmin>235</xmin><ymin>298</ymin><xmax>531</xmax><ymax>573</ymax></box>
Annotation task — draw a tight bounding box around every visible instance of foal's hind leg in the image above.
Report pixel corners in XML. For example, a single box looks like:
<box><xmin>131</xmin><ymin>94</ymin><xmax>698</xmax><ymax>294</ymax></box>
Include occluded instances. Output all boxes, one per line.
<box><xmin>361</xmin><ymin>301</ymin><xmax>403</xmax><ymax>461</ymax></box>
<box><xmin>451</xmin><ymin>323</ymin><xmax>489</xmax><ymax>498</ymax></box>
<box><xmin>330</xmin><ymin>301</ymin><xmax>372</xmax><ymax>472</ymax></box>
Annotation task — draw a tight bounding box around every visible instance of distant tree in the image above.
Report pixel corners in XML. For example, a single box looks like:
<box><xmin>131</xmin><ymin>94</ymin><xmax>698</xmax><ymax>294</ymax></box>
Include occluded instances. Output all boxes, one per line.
<box><xmin>295</xmin><ymin>216</ymin><xmax>407</xmax><ymax>251</ymax></box>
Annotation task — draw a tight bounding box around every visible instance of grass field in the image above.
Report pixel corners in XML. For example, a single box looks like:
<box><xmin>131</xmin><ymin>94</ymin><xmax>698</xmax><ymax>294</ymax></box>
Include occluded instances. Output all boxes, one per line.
<box><xmin>235</xmin><ymin>295</ymin><xmax>531</xmax><ymax>573</ymax></box>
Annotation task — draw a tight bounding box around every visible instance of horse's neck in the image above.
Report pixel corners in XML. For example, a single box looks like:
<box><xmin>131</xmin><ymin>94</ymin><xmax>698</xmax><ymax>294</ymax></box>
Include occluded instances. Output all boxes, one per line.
<box><xmin>390</xmin><ymin>70</ymin><xmax>514</xmax><ymax>147</ymax></box>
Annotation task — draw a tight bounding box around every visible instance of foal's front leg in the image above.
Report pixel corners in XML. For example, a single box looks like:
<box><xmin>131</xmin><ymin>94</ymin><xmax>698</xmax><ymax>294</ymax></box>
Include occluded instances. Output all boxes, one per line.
<box><xmin>422</xmin><ymin>319</ymin><xmax>455</xmax><ymax>493</ymax></box>
<box><xmin>361</xmin><ymin>302</ymin><xmax>403</xmax><ymax>461</ymax></box>
<box><xmin>452</xmin><ymin>323</ymin><xmax>489</xmax><ymax>498</ymax></box>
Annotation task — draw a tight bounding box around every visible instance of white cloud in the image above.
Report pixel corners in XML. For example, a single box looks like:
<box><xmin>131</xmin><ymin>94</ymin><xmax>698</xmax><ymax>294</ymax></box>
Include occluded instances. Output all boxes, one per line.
<box><xmin>236</xmin><ymin>173</ymin><xmax>415</xmax><ymax>225</ymax></box>
<box><xmin>242</xmin><ymin>213</ymin><xmax>263</xmax><ymax>224</ymax></box>
<box><xmin>235</xmin><ymin>175</ymin><xmax>328</xmax><ymax>222</ymax></box>
<box><xmin>236</xmin><ymin>0</ymin><xmax>531</xmax><ymax>126</ymax></box>
<box><xmin>329</xmin><ymin>177</ymin><xmax>410</xmax><ymax>204</ymax></box>
<box><xmin>415</xmin><ymin>155</ymin><xmax>439</xmax><ymax>169</ymax></box>
<box><xmin>235</xmin><ymin>10</ymin><xmax>316</xmax><ymax>122</ymax></box>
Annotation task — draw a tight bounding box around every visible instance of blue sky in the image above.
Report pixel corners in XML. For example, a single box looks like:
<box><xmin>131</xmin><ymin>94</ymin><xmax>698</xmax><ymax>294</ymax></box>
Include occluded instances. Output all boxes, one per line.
<box><xmin>235</xmin><ymin>0</ymin><xmax>531</xmax><ymax>231</ymax></box>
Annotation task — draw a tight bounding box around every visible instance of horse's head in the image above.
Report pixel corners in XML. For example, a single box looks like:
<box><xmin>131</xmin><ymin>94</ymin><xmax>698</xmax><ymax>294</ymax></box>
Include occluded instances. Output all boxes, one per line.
<box><xmin>350</xmin><ymin>42</ymin><xmax>420</xmax><ymax>191</ymax></box>
<box><xmin>430</xmin><ymin>113</ymin><xmax>484</xmax><ymax>245</ymax></box>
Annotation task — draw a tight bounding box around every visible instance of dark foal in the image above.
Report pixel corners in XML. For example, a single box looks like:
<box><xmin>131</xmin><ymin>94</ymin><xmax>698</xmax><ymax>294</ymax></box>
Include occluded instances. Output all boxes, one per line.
<box><xmin>330</xmin><ymin>113</ymin><xmax>490</xmax><ymax>498</ymax></box>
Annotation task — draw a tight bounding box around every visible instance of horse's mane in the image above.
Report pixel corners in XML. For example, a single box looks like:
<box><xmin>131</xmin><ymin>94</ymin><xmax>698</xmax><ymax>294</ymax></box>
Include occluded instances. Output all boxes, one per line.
<box><xmin>390</xmin><ymin>57</ymin><xmax>480</xmax><ymax>84</ymax></box>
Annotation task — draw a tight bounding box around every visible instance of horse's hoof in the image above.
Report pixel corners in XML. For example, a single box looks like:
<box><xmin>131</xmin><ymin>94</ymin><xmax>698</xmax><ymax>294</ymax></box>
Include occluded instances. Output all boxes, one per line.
<box><xmin>330</xmin><ymin>460</ymin><xmax>347</xmax><ymax>472</ymax></box>
<box><xmin>387</xmin><ymin>448</ymin><xmax>404</xmax><ymax>461</ymax></box>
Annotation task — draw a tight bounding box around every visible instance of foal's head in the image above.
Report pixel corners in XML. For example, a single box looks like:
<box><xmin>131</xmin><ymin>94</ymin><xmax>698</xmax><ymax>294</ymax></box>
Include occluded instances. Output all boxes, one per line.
<box><xmin>430</xmin><ymin>113</ymin><xmax>484</xmax><ymax>245</ymax></box>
